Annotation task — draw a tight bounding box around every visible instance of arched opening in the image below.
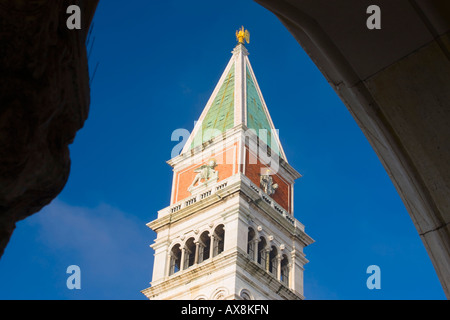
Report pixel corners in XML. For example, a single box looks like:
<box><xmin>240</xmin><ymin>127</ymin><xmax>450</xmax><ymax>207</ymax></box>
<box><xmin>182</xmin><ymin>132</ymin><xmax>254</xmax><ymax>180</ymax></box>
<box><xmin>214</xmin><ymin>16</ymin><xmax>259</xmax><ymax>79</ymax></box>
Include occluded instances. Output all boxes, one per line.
<box><xmin>280</xmin><ymin>254</ymin><xmax>290</xmax><ymax>286</ymax></box>
<box><xmin>198</xmin><ymin>231</ymin><xmax>211</xmax><ymax>263</ymax></box>
<box><xmin>212</xmin><ymin>224</ymin><xmax>225</xmax><ymax>257</ymax></box>
<box><xmin>169</xmin><ymin>244</ymin><xmax>181</xmax><ymax>276</ymax></box>
<box><xmin>255</xmin><ymin>0</ymin><xmax>450</xmax><ymax>298</ymax></box>
<box><xmin>240</xmin><ymin>289</ymin><xmax>253</xmax><ymax>300</ymax></box>
<box><xmin>183</xmin><ymin>237</ymin><xmax>196</xmax><ymax>270</ymax></box>
<box><xmin>247</xmin><ymin>227</ymin><xmax>256</xmax><ymax>258</ymax></box>
<box><xmin>269</xmin><ymin>246</ymin><xmax>278</xmax><ymax>275</ymax></box>
<box><xmin>257</xmin><ymin>236</ymin><xmax>267</xmax><ymax>267</ymax></box>
<box><xmin>212</xmin><ymin>288</ymin><xmax>227</xmax><ymax>300</ymax></box>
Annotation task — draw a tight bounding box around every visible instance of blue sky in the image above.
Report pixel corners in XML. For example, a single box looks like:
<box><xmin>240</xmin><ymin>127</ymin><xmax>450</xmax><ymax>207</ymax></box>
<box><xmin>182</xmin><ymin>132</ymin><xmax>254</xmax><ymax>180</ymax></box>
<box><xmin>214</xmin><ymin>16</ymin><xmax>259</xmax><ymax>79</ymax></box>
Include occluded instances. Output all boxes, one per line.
<box><xmin>0</xmin><ymin>0</ymin><xmax>445</xmax><ymax>299</ymax></box>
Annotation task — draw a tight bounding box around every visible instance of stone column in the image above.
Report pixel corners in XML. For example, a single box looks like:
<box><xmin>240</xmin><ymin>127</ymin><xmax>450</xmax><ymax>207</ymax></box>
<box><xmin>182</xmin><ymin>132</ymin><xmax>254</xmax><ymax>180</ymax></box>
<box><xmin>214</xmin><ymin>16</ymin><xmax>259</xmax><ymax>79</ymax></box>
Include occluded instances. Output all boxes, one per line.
<box><xmin>287</xmin><ymin>263</ymin><xmax>293</xmax><ymax>289</ymax></box>
<box><xmin>180</xmin><ymin>247</ymin><xmax>186</xmax><ymax>271</ymax></box>
<box><xmin>210</xmin><ymin>234</ymin><xmax>215</xmax><ymax>259</ymax></box>
<box><xmin>265</xmin><ymin>248</ymin><xmax>271</xmax><ymax>272</ymax></box>
<box><xmin>276</xmin><ymin>255</ymin><xmax>282</xmax><ymax>281</ymax></box>
<box><xmin>252</xmin><ymin>239</ymin><xmax>259</xmax><ymax>262</ymax></box>
<box><xmin>166</xmin><ymin>252</ymin><xmax>174</xmax><ymax>276</ymax></box>
<box><xmin>194</xmin><ymin>242</ymin><xmax>200</xmax><ymax>265</ymax></box>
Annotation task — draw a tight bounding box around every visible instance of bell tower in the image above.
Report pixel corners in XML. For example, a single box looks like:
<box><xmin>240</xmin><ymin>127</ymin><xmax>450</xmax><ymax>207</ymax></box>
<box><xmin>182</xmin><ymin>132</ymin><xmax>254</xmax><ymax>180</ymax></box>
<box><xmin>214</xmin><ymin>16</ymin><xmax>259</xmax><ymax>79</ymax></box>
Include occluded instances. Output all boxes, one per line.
<box><xmin>141</xmin><ymin>28</ymin><xmax>314</xmax><ymax>300</ymax></box>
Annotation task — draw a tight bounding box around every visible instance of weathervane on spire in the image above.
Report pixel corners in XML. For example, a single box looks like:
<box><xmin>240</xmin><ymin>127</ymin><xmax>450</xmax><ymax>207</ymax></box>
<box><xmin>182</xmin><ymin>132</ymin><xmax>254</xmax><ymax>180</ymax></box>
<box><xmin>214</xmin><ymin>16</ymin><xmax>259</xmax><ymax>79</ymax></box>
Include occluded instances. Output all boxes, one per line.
<box><xmin>236</xmin><ymin>26</ymin><xmax>250</xmax><ymax>45</ymax></box>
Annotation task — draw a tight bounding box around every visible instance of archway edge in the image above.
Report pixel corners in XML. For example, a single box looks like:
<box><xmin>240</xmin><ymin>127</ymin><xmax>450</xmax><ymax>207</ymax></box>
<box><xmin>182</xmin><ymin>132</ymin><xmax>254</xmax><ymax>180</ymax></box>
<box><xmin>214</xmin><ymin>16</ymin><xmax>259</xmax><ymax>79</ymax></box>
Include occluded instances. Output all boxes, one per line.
<box><xmin>255</xmin><ymin>0</ymin><xmax>450</xmax><ymax>298</ymax></box>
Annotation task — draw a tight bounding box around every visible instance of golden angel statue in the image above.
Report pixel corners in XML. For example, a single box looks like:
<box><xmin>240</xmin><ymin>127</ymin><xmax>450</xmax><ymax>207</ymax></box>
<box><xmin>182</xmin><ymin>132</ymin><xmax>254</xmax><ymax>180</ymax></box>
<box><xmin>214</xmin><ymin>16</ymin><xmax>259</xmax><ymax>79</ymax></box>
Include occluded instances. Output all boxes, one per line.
<box><xmin>236</xmin><ymin>26</ymin><xmax>250</xmax><ymax>44</ymax></box>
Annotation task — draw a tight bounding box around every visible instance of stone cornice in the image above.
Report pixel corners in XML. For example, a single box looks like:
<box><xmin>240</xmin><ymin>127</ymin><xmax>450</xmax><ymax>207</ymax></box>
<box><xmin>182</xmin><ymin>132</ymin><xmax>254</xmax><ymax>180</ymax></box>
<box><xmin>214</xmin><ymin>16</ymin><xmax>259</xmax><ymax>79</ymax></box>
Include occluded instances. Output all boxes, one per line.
<box><xmin>147</xmin><ymin>176</ymin><xmax>242</xmax><ymax>232</ymax></box>
<box><xmin>147</xmin><ymin>173</ymin><xmax>314</xmax><ymax>247</ymax></box>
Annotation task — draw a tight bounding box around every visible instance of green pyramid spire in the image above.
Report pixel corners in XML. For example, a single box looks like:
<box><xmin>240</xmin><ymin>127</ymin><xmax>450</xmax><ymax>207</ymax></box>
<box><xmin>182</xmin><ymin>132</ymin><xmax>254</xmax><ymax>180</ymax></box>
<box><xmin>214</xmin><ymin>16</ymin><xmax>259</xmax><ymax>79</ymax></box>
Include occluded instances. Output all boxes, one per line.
<box><xmin>190</xmin><ymin>63</ymin><xmax>235</xmax><ymax>149</ymax></box>
<box><xmin>182</xmin><ymin>41</ymin><xmax>285</xmax><ymax>161</ymax></box>
<box><xmin>246</xmin><ymin>65</ymin><xmax>278</xmax><ymax>155</ymax></box>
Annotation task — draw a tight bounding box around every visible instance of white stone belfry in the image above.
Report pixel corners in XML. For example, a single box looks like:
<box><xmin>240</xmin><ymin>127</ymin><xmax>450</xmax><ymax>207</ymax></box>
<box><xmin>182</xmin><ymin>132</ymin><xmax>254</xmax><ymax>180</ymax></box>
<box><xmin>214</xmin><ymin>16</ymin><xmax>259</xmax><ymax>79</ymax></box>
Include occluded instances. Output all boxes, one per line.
<box><xmin>141</xmin><ymin>30</ymin><xmax>314</xmax><ymax>300</ymax></box>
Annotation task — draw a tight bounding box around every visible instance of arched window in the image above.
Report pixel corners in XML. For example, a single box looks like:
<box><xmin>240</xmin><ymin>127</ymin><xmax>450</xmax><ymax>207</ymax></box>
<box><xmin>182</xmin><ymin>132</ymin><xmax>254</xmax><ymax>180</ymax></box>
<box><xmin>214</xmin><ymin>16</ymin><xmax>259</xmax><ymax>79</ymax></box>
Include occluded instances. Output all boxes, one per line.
<box><xmin>198</xmin><ymin>231</ymin><xmax>211</xmax><ymax>263</ymax></box>
<box><xmin>247</xmin><ymin>227</ymin><xmax>256</xmax><ymax>258</ymax></box>
<box><xmin>240</xmin><ymin>289</ymin><xmax>253</xmax><ymax>300</ymax></box>
<box><xmin>280</xmin><ymin>254</ymin><xmax>290</xmax><ymax>286</ymax></box>
<box><xmin>169</xmin><ymin>244</ymin><xmax>181</xmax><ymax>276</ymax></box>
<box><xmin>212</xmin><ymin>288</ymin><xmax>227</xmax><ymax>300</ymax></box>
<box><xmin>212</xmin><ymin>224</ymin><xmax>225</xmax><ymax>257</ymax></box>
<box><xmin>257</xmin><ymin>237</ymin><xmax>267</xmax><ymax>267</ymax></box>
<box><xmin>269</xmin><ymin>246</ymin><xmax>278</xmax><ymax>275</ymax></box>
<box><xmin>183</xmin><ymin>237</ymin><xmax>196</xmax><ymax>270</ymax></box>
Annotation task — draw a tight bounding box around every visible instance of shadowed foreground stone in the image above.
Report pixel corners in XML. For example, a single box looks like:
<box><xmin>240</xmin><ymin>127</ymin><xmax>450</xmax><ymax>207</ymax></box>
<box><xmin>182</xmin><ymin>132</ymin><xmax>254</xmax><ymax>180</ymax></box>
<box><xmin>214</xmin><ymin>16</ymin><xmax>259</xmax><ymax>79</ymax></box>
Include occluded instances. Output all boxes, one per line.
<box><xmin>0</xmin><ymin>0</ymin><xmax>98</xmax><ymax>258</ymax></box>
